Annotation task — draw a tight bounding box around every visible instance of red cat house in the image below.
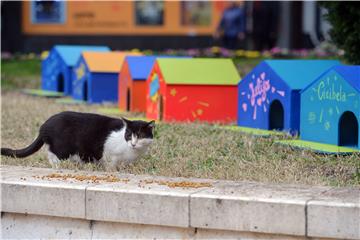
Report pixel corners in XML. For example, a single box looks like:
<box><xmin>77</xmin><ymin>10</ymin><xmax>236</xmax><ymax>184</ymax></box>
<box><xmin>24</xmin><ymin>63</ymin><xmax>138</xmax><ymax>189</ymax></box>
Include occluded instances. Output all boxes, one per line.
<box><xmin>118</xmin><ymin>56</ymin><xmax>158</xmax><ymax>112</ymax></box>
<box><xmin>146</xmin><ymin>58</ymin><xmax>240</xmax><ymax>123</ymax></box>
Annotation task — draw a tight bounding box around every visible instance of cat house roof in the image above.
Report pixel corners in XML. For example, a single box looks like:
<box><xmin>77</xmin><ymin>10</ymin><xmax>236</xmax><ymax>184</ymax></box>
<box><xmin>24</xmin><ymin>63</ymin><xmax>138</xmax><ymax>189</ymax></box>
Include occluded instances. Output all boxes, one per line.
<box><xmin>53</xmin><ymin>45</ymin><xmax>110</xmax><ymax>66</ymax></box>
<box><xmin>126</xmin><ymin>56</ymin><xmax>162</xmax><ymax>80</ymax></box>
<box><xmin>261</xmin><ymin>60</ymin><xmax>341</xmax><ymax>90</ymax></box>
<box><xmin>82</xmin><ymin>51</ymin><xmax>142</xmax><ymax>73</ymax></box>
<box><xmin>126</xmin><ymin>56</ymin><xmax>190</xmax><ymax>80</ymax></box>
<box><xmin>156</xmin><ymin>58</ymin><xmax>240</xmax><ymax>85</ymax></box>
<box><xmin>302</xmin><ymin>65</ymin><xmax>360</xmax><ymax>93</ymax></box>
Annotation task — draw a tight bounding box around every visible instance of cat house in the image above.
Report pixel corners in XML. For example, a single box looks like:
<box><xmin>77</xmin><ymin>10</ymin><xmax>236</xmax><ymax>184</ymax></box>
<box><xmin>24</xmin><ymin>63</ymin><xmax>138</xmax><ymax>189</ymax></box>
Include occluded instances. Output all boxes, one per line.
<box><xmin>118</xmin><ymin>56</ymin><xmax>159</xmax><ymax>112</ymax></box>
<box><xmin>41</xmin><ymin>45</ymin><xmax>110</xmax><ymax>95</ymax></box>
<box><xmin>72</xmin><ymin>51</ymin><xmax>141</xmax><ymax>104</ymax></box>
<box><xmin>237</xmin><ymin>60</ymin><xmax>340</xmax><ymax>134</ymax></box>
<box><xmin>300</xmin><ymin>65</ymin><xmax>360</xmax><ymax>149</ymax></box>
<box><xmin>146</xmin><ymin>58</ymin><xmax>240</xmax><ymax>123</ymax></box>
<box><xmin>118</xmin><ymin>56</ymin><xmax>188</xmax><ymax>112</ymax></box>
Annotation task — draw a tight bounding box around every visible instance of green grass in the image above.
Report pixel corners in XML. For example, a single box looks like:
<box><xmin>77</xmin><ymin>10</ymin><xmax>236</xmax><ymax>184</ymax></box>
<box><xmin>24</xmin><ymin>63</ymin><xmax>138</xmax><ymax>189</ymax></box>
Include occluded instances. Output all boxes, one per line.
<box><xmin>1</xmin><ymin>59</ymin><xmax>41</xmax><ymax>90</ymax></box>
<box><xmin>1</xmin><ymin>58</ymin><xmax>359</xmax><ymax>187</ymax></box>
<box><xmin>1</xmin><ymin>91</ymin><xmax>359</xmax><ymax>187</ymax></box>
<box><xmin>0</xmin><ymin>58</ymin><xmax>262</xmax><ymax>90</ymax></box>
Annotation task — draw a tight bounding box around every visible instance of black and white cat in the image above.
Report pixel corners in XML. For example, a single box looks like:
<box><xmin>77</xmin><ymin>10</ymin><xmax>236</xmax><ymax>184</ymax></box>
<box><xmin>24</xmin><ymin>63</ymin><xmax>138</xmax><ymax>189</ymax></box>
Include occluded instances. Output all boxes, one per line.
<box><xmin>1</xmin><ymin>111</ymin><xmax>155</xmax><ymax>171</ymax></box>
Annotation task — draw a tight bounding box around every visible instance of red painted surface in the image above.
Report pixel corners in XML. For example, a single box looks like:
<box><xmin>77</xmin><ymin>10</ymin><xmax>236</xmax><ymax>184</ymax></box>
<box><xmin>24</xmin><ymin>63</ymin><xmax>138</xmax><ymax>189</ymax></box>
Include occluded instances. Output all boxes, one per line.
<box><xmin>118</xmin><ymin>61</ymin><xmax>147</xmax><ymax>112</ymax></box>
<box><xmin>146</xmin><ymin>62</ymin><xmax>238</xmax><ymax>123</ymax></box>
<box><xmin>132</xmin><ymin>81</ymin><xmax>146</xmax><ymax>112</ymax></box>
<box><xmin>118</xmin><ymin>61</ymin><xmax>130</xmax><ymax>111</ymax></box>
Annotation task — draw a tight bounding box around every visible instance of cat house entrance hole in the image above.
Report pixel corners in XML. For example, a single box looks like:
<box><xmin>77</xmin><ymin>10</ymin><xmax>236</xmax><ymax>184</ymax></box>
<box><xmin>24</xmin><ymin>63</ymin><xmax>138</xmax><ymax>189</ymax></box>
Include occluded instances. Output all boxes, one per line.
<box><xmin>338</xmin><ymin>111</ymin><xmax>358</xmax><ymax>147</ymax></box>
<box><xmin>269</xmin><ymin>100</ymin><xmax>284</xmax><ymax>131</ymax></box>
<box><xmin>83</xmin><ymin>81</ymin><xmax>88</xmax><ymax>101</ymax></box>
<box><xmin>126</xmin><ymin>88</ymin><xmax>131</xmax><ymax>111</ymax></box>
<box><xmin>57</xmin><ymin>73</ymin><xmax>64</xmax><ymax>92</ymax></box>
<box><xmin>158</xmin><ymin>95</ymin><xmax>164</xmax><ymax>121</ymax></box>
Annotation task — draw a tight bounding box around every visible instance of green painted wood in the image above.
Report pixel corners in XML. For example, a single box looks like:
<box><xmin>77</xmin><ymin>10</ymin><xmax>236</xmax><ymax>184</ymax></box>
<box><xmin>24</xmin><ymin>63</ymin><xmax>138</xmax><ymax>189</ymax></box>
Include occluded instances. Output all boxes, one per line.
<box><xmin>276</xmin><ymin>139</ymin><xmax>360</xmax><ymax>154</ymax></box>
<box><xmin>98</xmin><ymin>107</ymin><xmax>124</xmax><ymax>115</ymax></box>
<box><xmin>23</xmin><ymin>89</ymin><xmax>64</xmax><ymax>98</ymax></box>
<box><xmin>55</xmin><ymin>98</ymin><xmax>86</xmax><ymax>105</ymax></box>
<box><xmin>220</xmin><ymin>126</ymin><xmax>286</xmax><ymax>137</ymax></box>
<box><xmin>157</xmin><ymin>58</ymin><xmax>240</xmax><ymax>85</ymax></box>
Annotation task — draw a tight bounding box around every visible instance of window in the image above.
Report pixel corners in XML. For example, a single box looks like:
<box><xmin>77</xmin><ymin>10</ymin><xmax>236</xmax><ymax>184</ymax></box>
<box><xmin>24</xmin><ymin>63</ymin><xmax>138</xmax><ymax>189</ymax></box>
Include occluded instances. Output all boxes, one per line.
<box><xmin>181</xmin><ymin>1</ymin><xmax>211</xmax><ymax>26</ymax></box>
<box><xmin>135</xmin><ymin>1</ymin><xmax>164</xmax><ymax>26</ymax></box>
<box><xmin>31</xmin><ymin>1</ymin><xmax>66</xmax><ymax>24</ymax></box>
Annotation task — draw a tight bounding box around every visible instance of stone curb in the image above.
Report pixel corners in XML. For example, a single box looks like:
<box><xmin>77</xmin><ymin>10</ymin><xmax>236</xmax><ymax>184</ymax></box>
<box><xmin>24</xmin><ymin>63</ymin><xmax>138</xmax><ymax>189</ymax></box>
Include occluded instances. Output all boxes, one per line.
<box><xmin>1</xmin><ymin>165</ymin><xmax>359</xmax><ymax>239</ymax></box>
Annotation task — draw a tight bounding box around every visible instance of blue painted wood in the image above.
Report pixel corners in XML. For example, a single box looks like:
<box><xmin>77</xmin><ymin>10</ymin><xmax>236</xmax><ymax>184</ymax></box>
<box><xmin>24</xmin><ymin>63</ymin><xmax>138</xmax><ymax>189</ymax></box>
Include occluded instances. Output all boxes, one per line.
<box><xmin>237</xmin><ymin>60</ymin><xmax>340</xmax><ymax>134</ymax></box>
<box><xmin>72</xmin><ymin>55</ymin><xmax>118</xmax><ymax>104</ymax></box>
<box><xmin>300</xmin><ymin>66</ymin><xmax>360</xmax><ymax>149</ymax></box>
<box><xmin>89</xmin><ymin>73</ymin><xmax>119</xmax><ymax>103</ymax></box>
<box><xmin>41</xmin><ymin>45</ymin><xmax>109</xmax><ymax>95</ymax></box>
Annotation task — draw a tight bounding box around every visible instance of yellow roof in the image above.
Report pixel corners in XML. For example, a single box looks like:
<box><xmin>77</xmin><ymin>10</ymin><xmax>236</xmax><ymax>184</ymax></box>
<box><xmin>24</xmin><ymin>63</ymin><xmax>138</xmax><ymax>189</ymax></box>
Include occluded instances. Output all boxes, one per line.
<box><xmin>82</xmin><ymin>51</ymin><xmax>142</xmax><ymax>73</ymax></box>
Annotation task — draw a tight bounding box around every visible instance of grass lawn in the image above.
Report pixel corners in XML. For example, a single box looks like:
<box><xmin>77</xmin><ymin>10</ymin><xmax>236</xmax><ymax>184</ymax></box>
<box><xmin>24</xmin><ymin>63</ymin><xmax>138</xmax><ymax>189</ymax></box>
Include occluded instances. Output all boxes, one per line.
<box><xmin>1</xmin><ymin>59</ymin><xmax>41</xmax><ymax>90</ymax></box>
<box><xmin>1</xmin><ymin>59</ymin><xmax>360</xmax><ymax>187</ymax></box>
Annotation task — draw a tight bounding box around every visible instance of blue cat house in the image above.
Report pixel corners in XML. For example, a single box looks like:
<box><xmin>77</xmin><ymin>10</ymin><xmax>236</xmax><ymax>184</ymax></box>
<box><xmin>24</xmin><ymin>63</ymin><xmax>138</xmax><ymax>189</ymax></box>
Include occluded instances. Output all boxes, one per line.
<box><xmin>72</xmin><ymin>51</ymin><xmax>129</xmax><ymax>104</ymax></box>
<box><xmin>300</xmin><ymin>65</ymin><xmax>360</xmax><ymax>149</ymax></box>
<box><xmin>41</xmin><ymin>45</ymin><xmax>110</xmax><ymax>95</ymax></box>
<box><xmin>237</xmin><ymin>60</ymin><xmax>340</xmax><ymax>134</ymax></box>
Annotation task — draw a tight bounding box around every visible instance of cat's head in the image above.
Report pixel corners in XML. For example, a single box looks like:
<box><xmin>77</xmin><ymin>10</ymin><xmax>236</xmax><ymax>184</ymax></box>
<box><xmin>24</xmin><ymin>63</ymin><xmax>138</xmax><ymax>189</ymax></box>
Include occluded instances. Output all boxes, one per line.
<box><xmin>122</xmin><ymin>118</ymin><xmax>155</xmax><ymax>149</ymax></box>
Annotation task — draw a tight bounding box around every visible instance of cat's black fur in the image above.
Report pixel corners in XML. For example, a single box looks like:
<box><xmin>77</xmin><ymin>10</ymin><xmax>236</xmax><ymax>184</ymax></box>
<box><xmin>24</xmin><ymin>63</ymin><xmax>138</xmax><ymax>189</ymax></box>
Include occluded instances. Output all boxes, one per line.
<box><xmin>1</xmin><ymin>111</ymin><xmax>154</xmax><ymax>162</ymax></box>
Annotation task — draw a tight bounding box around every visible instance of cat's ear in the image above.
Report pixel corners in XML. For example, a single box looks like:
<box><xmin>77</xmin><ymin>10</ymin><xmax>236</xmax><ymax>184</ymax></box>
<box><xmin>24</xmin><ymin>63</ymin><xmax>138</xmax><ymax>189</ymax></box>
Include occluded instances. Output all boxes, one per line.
<box><xmin>121</xmin><ymin>117</ymin><xmax>130</xmax><ymax>127</ymax></box>
<box><xmin>147</xmin><ymin>120</ymin><xmax>155</xmax><ymax>131</ymax></box>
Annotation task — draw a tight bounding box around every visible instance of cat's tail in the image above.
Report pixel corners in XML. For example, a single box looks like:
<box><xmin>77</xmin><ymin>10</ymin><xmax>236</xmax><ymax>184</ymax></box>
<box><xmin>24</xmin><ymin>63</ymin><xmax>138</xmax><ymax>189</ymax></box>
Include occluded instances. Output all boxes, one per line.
<box><xmin>1</xmin><ymin>135</ymin><xmax>44</xmax><ymax>158</ymax></box>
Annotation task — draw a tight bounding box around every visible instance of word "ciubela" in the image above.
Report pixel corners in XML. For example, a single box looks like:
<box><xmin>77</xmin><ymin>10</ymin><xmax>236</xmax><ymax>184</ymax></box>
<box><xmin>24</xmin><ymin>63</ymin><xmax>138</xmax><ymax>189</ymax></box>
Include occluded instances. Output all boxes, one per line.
<box><xmin>317</xmin><ymin>81</ymin><xmax>347</xmax><ymax>102</ymax></box>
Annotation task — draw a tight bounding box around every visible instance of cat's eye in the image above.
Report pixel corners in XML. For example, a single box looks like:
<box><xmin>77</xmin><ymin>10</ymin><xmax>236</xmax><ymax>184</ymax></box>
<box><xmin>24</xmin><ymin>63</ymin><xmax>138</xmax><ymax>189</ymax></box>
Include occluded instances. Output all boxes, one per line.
<box><xmin>125</xmin><ymin>131</ymin><xmax>132</xmax><ymax>140</ymax></box>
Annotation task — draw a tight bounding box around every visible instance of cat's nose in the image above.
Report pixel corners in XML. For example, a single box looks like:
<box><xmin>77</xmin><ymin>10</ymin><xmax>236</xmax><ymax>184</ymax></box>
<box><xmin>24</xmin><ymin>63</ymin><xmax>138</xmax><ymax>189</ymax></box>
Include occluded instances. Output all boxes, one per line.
<box><xmin>131</xmin><ymin>143</ymin><xmax>136</xmax><ymax>147</ymax></box>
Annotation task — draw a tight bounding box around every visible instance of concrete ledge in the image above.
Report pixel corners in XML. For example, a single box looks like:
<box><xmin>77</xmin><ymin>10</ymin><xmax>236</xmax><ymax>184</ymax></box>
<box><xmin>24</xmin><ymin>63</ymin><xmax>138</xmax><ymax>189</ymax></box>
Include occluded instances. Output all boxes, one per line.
<box><xmin>190</xmin><ymin>182</ymin><xmax>328</xmax><ymax>236</ymax></box>
<box><xmin>307</xmin><ymin>188</ymin><xmax>360</xmax><ymax>239</ymax></box>
<box><xmin>1</xmin><ymin>165</ymin><xmax>359</xmax><ymax>240</ymax></box>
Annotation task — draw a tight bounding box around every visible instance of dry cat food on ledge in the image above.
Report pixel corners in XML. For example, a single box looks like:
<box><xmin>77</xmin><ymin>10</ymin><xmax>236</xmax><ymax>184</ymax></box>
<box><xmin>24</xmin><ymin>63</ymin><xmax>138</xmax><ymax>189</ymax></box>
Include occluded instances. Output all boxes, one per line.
<box><xmin>32</xmin><ymin>173</ymin><xmax>130</xmax><ymax>184</ymax></box>
<box><xmin>139</xmin><ymin>179</ymin><xmax>213</xmax><ymax>189</ymax></box>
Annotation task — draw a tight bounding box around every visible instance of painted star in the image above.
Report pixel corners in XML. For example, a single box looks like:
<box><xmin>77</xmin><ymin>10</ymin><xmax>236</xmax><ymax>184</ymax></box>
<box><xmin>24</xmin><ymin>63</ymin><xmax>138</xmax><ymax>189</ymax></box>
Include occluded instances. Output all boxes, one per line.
<box><xmin>196</xmin><ymin>109</ymin><xmax>203</xmax><ymax>116</ymax></box>
<box><xmin>328</xmin><ymin>107</ymin><xmax>333</xmax><ymax>116</ymax></box>
<box><xmin>170</xmin><ymin>88</ymin><xmax>177</xmax><ymax>97</ymax></box>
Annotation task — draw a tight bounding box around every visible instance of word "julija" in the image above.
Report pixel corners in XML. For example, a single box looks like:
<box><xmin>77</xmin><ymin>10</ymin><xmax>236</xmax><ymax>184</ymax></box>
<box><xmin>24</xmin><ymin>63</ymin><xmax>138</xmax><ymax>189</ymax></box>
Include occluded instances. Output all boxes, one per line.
<box><xmin>317</xmin><ymin>81</ymin><xmax>347</xmax><ymax>102</ymax></box>
<box><xmin>249</xmin><ymin>78</ymin><xmax>270</xmax><ymax>106</ymax></box>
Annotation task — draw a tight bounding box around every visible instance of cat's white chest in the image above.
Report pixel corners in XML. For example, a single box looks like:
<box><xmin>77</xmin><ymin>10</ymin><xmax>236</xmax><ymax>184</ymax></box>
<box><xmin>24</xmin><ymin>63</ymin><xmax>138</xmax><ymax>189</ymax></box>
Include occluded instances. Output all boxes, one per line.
<box><xmin>102</xmin><ymin>128</ymin><xmax>150</xmax><ymax>170</ymax></box>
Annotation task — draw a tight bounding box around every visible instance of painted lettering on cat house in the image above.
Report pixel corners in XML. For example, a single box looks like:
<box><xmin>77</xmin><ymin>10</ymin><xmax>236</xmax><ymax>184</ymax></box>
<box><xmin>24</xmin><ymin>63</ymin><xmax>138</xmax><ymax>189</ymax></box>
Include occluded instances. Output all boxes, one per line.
<box><xmin>237</xmin><ymin>60</ymin><xmax>340</xmax><ymax>134</ymax></box>
<box><xmin>72</xmin><ymin>51</ymin><xmax>141</xmax><ymax>104</ymax></box>
<box><xmin>146</xmin><ymin>58</ymin><xmax>240</xmax><ymax>123</ymax></box>
<box><xmin>41</xmin><ymin>45</ymin><xmax>109</xmax><ymax>95</ymax></box>
<box><xmin>300</xmin><ymin>65</ymin><xmax>360</xmax><ymax>149</ymax></box>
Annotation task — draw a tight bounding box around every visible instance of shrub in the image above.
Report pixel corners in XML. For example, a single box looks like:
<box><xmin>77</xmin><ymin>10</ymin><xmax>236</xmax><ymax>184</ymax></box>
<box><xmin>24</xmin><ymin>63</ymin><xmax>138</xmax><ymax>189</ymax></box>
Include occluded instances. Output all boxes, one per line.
<box><xmin>321</xmin><ymin>2</ymin><xmax>360</xmax><ymax>64</ymax></box>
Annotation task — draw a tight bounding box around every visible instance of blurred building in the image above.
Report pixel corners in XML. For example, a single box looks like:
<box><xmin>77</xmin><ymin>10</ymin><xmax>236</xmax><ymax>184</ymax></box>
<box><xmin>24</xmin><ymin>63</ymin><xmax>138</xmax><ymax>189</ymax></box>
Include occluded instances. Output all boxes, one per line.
<box><xmin>1</xmin><ymin>1</ymin><xmax>330</xmax><ymax>53</ymax></box>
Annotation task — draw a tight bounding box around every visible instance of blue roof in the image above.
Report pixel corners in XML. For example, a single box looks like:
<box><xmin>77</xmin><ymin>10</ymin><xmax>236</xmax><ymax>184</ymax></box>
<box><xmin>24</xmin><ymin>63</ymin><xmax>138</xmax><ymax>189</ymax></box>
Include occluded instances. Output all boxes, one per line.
<box><xmin>126</xmin><ymin>55</ymin><xmax>189</xmax><ymax>80</ymax></box>
<box><xmin>126</xmin><ymin>56</ymin><xmax>158</xmax><ymax>80</ymax></box>
<box><xmin>334</xmin><ymin>65</ymin><xmax>360</xmax><ymax>92</ymax></box>
<box><xmin>265</xmin><ymin>60</ymin><xmax>341</xmax><ymax>90</ymax></box>
<box><xmin>54</xmin><ymin>45</ymin><xmax>110</xmax><ymax>66</ymax></box>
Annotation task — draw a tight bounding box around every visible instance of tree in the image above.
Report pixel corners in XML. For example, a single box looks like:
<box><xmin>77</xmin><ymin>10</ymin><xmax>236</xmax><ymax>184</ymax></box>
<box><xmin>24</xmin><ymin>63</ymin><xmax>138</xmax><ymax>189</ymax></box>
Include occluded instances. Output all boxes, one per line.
<box><xmin>321</xmin><ymin>2</ymin><xmax>360</xmax><ymax>64</ymax></box>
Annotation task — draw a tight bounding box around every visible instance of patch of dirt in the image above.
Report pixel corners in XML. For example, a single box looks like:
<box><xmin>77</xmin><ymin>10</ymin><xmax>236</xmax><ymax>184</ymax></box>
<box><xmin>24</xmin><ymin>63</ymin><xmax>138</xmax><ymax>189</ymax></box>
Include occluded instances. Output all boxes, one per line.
<box><xmin>139</xmin><ymin>179</ymin><xmax>213</xmax><ymax>189</ymax></box>
<box><xmin>33</xmin><ymin>173</ymin><xmax>130</xmax><ymax>184</ymax></box>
